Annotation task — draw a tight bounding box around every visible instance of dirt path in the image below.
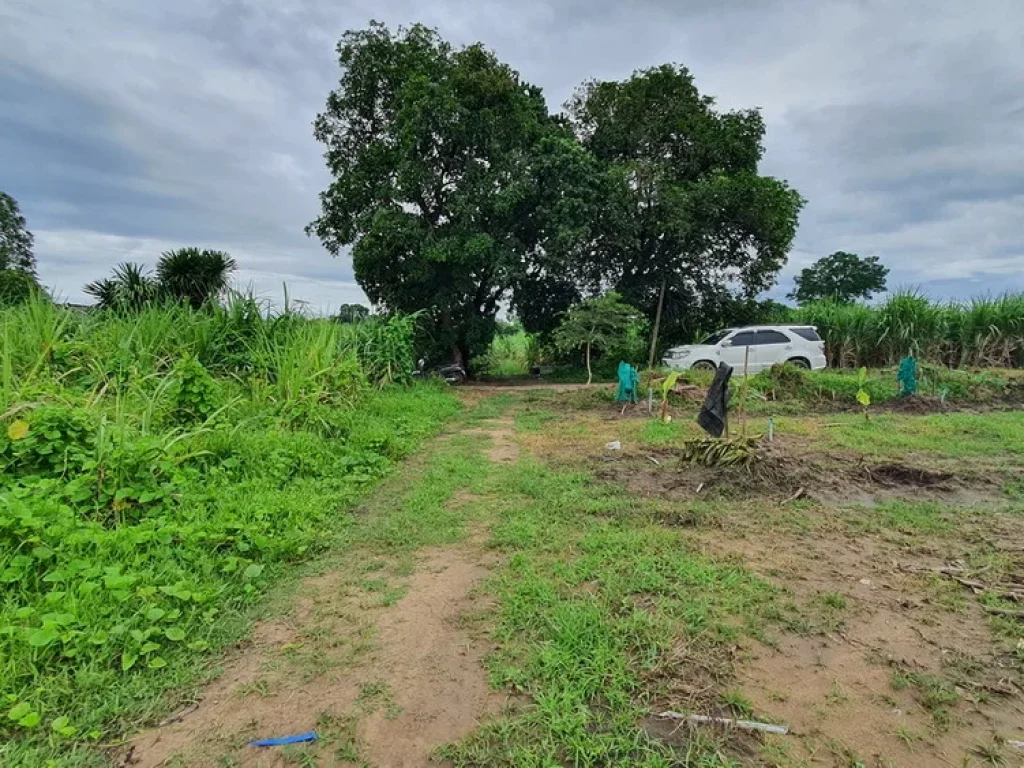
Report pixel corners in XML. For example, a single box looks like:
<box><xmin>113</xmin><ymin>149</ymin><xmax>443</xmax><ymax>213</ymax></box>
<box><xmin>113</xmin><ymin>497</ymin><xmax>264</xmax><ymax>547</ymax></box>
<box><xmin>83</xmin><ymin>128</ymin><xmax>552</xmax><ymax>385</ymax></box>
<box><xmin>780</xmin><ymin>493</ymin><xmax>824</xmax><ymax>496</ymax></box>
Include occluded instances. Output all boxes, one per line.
<box><xmin>123</xmin><ymin>420</ymin><xmax>514</xmax><ymax>768</ymax></box>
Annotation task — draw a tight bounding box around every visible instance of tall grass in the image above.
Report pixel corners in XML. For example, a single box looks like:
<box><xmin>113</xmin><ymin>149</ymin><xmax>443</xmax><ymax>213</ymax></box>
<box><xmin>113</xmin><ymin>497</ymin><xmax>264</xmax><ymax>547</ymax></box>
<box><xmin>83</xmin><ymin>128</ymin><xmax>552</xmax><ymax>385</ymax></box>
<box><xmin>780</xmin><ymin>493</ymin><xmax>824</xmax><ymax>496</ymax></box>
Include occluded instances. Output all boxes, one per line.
<box><xmin>796</xmin><ymin>291</ymin><xmax>1024</xmax><ymax>368</ymax></box>
<box><xmin>0</xmin><ymin>296</ymin><xmax>416</xmax><ymax>413</ymax></box>
<box><xmin>472</xmin><ymin>329</ymin><xmax>532</xmax><ymax>376</ymax></box>
<box><xmin>0</xmin><ymin>295</ymin><xmax>446</xmax><ymax>763</ymax></box>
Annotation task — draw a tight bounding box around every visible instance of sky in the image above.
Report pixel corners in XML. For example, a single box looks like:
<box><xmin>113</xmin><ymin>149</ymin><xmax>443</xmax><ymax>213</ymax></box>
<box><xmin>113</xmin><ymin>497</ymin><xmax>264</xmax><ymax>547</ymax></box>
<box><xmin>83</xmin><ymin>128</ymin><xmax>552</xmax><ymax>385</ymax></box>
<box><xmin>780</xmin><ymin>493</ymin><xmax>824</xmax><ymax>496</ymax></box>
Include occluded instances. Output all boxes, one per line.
<box><xmin>2</xmin><ymin>0</ymin><xmax>1023</xmax><ymax>312</ymax></box>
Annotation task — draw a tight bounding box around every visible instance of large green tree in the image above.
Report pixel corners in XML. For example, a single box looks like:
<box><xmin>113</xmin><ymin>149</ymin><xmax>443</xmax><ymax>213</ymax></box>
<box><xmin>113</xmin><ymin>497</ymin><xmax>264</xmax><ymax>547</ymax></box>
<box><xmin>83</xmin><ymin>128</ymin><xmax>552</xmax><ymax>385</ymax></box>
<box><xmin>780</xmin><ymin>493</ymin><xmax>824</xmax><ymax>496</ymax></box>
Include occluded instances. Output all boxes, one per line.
<box><xmin>0</xmin><ymin>191</ymin><xmax>41</xmax><ymax>306</ymax></box>
<box><xmin>789</xmin><ymin>251</ymin><xmax>888</xmax><ymax>304</ymax></box>
<box><xmin>0</xmin><ymin>191</ymin><xmax>36</xmax><ymax>276</ymax></box>
<box><xmin>308</xmin><ymin>23</ymin><xmax>587</xmax><ymax>368</ymax></box>
<box><xmin>563</xmin><ymin>66</ymin><xmax>805</xmax><ymax>353</ymax></box>
<box><xmin>334</xmin><ymin>303</ymin><xmax>371</xmax><ymax>323</ymax></box>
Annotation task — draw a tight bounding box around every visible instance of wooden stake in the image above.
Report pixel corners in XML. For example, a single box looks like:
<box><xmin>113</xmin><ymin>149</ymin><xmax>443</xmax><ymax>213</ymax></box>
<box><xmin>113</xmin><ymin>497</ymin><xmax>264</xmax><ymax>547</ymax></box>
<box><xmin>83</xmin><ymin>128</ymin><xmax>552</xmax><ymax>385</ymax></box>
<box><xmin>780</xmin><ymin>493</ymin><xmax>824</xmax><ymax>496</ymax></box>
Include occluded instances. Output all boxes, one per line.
<box><xmin>647</xmin><ymin>278</ymin><xmax>668</xmax><ymax>371</ymax></box>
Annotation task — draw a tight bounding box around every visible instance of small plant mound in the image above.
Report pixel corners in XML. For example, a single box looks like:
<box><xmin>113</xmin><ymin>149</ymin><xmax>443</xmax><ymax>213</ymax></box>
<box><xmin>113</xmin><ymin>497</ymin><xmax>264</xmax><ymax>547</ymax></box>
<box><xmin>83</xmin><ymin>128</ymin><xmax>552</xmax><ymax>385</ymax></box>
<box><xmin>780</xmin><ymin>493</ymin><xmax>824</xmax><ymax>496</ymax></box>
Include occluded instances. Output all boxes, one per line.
<box><xmin>680</xmin><ymin>436</ymin><xmax>762</xmax><ymax>468</ymax></box>
<box><xmin>757</xmin><ymin>362</ymin><xmax>813</xmax><ymax>398</ymax></box>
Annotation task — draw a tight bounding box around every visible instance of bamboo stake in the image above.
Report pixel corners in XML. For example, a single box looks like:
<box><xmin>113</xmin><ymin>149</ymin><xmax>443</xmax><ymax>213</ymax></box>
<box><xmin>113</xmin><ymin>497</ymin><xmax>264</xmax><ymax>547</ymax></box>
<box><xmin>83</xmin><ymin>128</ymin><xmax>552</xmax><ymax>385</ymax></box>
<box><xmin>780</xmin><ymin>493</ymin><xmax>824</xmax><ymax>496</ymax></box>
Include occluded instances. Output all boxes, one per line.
<box><xmin>739</xmin><ymin>344</ymin><xmax>750</xmax><ymax>437</ymax></box>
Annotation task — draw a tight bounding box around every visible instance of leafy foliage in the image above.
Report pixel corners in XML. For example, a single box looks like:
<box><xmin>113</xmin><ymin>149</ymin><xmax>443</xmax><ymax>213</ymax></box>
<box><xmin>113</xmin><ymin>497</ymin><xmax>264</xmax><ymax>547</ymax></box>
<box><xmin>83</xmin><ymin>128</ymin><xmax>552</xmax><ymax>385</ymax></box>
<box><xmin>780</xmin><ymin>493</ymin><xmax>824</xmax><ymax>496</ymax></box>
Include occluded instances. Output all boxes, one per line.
<box><xmin>856</xmin><ymin>366</ymin><xmax>872</xmax><ymax>420</ymax></box>
<box><xmin>334</xmin><ymin>303</ymin><xmax>371</xmax><ymax>323</ymax></box>
<box><xmin>85</xmin><ymin>249</ymin><xmax>237</xmax><ymax>311</ymax></box>
<box><xmin>796</xmin><ymin>291</ymin><xmax>1024</xmax><ymax>368</ymax></box>
<box><xmin>0</xmin><ymin>191</ymin><xmax>40</xmax><ymax>307</ymax></box>
<box><xmin>310</xmin><ymin>23</ymin><xmax>550</xmax><ymax>366</ymax></box>
<box><xmin>659</xmin><ymin>371</ymin><xmax>680</xmax><ymax>422</ymax></box>
<box><xmin>169</xmin><ymin>357</ymin><xmax>222</xmax><ymax>424</ymax></box>
<box><xmin>552</xmin><ymin>292</ymin><xmax>645</xmax><ymax>384</ymax></box>
<box><xmin>0</xmin><ymin>296</ymin><xmax>452</xmax><ymax>762</ymax></box>
<box><xmin>84</xmin><ymin>262</ymin><xmax>159</xmax><ymax>311</ymax></box>
<box><xmin>563</xmin><ymin>65</ymin><xmax>805</xmax><ymax>347</ymax></box>
<box><xmin>154</xmin><ymin>248</ymin><xmax>237</xmax><ymax>309</ymax></box>
<box><xmin>0</xmin><ymin>191</ymin><xmax>35</xmax><ymax>276</ymax></box>
<box><xmin>790</xmin><ymin>251</ymin><xmax>888</xmax><ymax>304</ymax></box>
<box><xmin>0</xmin><ymin>269</ymin><xmax>39</xmax><ymax>308</ymax></box>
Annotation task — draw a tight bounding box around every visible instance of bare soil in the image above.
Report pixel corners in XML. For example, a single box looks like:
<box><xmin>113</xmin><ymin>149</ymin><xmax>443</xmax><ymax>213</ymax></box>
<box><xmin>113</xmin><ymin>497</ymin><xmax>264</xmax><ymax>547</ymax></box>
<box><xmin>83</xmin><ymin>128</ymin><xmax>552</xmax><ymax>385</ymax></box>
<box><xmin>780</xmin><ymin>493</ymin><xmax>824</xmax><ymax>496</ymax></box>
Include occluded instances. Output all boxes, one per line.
<box><xmin>464</xmin><ymin>417</ymin><xmax>520</xmax><ymax>463</ymax></box>
<box><xmin>591</xmin><ymin>438</ymin><xmax>1009</xmax><ymax>511</ymax></box>
<box><xmin>122</xmin><ymin>545</ymin><xmax>502</xmax><ymax>768</ymax></box>
<box><xmin>711</xmin><ymin>528</ymin><xmax>1024</xmax><ymax>766</ymax></box>
<box><xmin>512</xmin><ymin>400</ymin><xmax>1024</xmax><ymax>766</ymax></box>
<box><xmin>120</xmin><ymin>419</ymin><xmax>521</xmax><ymax>768</ymax></box>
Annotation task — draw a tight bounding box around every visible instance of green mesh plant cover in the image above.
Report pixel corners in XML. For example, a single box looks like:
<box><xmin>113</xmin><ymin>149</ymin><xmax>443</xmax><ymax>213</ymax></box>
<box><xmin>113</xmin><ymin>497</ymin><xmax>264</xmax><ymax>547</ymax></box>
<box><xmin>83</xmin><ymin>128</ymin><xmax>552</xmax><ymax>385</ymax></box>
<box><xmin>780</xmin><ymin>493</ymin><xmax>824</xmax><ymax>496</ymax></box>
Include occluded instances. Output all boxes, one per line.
<box><xmin>616</xmin><ymin>362</ymin><xmax>639</xmax><ymax>403</ymax></box>
<box><xmin>897</xmin><ymin>355</ymin><xmax>918</xmax><ymax>396</ymax></box>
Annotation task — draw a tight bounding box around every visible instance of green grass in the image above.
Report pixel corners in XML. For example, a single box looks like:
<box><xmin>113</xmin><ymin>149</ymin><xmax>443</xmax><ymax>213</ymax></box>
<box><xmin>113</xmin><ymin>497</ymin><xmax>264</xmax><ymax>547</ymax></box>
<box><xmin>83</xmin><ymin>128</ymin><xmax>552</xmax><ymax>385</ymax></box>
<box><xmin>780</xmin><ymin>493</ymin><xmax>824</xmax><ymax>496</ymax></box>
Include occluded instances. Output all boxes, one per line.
<box><xmin>513</xmin><ymin>408</ymin><xmax>557</xmax><ymax>433</ymax></box>
<box><xmin>890</xmin><ymin>671</ymin><xmax>960</xmax><ymax>729</ymax></box>
<box><xmin>473</xmin><ymin>329</ymin><xmax>532</xmax><ymax>376</ymax></box>
<box><xmin>844</xmin><ymin>501</ymin><xmax>958</xmax><ymax>536</ymax></box>
<box><xmin>0</xmin><ymin>297</ymin><xmax>459</xmax><ymax>765</ymax></box>
<box><xmin>440</xmin><ymin>458</ymin><xmax>777</xmax><ymax>766</ymax></box>
<box><xmin>817</xmin><ymin>412</ymin><xmax>1024</xmax><ymax>459</ymax></box>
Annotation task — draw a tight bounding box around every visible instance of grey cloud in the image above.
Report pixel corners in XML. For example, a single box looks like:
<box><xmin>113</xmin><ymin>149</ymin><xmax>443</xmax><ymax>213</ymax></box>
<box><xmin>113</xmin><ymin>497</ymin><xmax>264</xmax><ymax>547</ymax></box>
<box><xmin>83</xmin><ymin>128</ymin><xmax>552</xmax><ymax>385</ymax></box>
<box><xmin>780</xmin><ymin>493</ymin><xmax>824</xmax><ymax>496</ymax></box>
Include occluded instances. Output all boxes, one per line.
<box><xmin>2</xmin><ymin>0</ymin><xmax>1023</xmax><ymax>309</ymax></box>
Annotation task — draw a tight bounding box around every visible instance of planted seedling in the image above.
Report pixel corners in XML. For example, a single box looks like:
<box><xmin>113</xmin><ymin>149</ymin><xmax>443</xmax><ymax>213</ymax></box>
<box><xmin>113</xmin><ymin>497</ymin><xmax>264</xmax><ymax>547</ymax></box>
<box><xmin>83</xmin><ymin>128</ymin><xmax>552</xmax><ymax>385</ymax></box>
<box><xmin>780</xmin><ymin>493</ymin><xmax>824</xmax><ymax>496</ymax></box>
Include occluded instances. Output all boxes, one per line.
<box><xmin>856</xmin><ymin>366</ymin><xmax>871</xmax><ymax>421</ymax></box>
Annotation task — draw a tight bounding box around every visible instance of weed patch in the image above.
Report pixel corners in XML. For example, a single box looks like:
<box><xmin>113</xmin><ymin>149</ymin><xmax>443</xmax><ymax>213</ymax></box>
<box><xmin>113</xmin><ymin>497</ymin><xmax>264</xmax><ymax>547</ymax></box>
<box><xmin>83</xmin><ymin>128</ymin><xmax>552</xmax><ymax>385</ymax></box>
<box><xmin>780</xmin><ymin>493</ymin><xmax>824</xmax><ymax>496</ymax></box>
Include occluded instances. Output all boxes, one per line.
<box><xmin>0</xmin><ymin>299</ymin><xmax>459</xmax><ymax>765</ymax></box>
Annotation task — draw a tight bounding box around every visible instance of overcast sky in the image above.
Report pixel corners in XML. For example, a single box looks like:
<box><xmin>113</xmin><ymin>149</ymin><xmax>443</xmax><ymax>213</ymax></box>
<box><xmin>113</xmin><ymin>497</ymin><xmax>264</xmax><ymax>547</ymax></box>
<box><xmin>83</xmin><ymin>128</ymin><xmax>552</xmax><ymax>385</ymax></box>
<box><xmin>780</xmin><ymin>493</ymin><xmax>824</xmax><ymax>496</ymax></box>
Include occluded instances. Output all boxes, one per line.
<box><xmin>2</xmin><ymin>0</ymin><xmax>1022</xmax><ymax>311</ymax></box>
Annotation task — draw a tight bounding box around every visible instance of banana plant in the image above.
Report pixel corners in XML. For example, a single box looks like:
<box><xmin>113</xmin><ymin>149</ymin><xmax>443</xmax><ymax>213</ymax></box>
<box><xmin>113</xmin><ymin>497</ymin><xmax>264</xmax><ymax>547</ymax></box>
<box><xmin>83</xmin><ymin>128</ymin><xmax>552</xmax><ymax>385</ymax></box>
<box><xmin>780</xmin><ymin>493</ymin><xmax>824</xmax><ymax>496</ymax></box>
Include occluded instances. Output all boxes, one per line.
<box><xmin>659</xmin><ymin>371</ymin><xmax>680</xmax><ymax>422</ymax></box>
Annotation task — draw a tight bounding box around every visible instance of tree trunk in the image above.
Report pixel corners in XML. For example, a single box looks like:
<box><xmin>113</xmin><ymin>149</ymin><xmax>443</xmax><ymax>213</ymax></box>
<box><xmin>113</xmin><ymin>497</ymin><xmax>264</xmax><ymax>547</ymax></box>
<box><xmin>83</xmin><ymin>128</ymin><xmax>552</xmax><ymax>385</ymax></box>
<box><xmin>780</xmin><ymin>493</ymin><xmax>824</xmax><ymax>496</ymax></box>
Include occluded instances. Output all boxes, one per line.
<box><xmin>647</xmin><ymin>278</ymin><xmax>668</xmax><ymax>370</ymax></box>
<box><xmin>586</xmin><ymin>341</ymin><xmax>592</xmax><ymax>385</ymax></box>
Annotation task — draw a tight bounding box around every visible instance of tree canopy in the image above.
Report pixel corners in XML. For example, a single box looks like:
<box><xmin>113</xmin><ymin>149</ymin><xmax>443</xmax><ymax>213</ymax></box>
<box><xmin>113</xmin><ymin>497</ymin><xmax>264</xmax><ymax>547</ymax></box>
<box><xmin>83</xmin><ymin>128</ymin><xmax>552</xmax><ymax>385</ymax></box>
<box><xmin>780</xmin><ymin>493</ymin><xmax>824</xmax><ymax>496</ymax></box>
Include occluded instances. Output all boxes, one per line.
<box><xmin>0</xmin><ymin>192</ymin><xmax>36</xmax><ymax>277</ymax></box>
<box><xmin>308</xmin><ymin>22</ymin><xmax>593</xmax><ymax>368</ymax></box>
<box><xmin>335</xmin><ymin>303</ymin><xmax>371</xmax><ymax>323</ymax></box>
<box><xmin>561</xmin><ymin>65</ymin><xmax>805</xmax><ymax>348</ymax></box>
<box><xmin>0</xmin><ymin>191</ymin><xmax>40</xmax><ymax>306</ymax></box>
<box><xmin>789</xmin><ymin>251</ymin><xmax>889</xmax><ymax>304</ymax></box>
<box><xmin>310</xmin><ymin>26</ymin><xmax>805</xmax><ymax>370</ymax></box>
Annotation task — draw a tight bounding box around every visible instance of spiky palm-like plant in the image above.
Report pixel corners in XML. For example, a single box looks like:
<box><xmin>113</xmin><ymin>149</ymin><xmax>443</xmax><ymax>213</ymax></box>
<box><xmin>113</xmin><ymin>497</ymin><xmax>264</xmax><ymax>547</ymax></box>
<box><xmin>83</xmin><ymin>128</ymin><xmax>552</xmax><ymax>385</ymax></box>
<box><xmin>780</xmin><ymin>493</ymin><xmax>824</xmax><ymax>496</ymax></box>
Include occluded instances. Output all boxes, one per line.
<box><xmin>156</xmin><ymin>248</ymin><xmax>237</xmax><ymax>309</ymax></box>
<box><xmin>84</xmin><ymin>262</ymin><xmax>158</xmax><ymax>311</ymax></box>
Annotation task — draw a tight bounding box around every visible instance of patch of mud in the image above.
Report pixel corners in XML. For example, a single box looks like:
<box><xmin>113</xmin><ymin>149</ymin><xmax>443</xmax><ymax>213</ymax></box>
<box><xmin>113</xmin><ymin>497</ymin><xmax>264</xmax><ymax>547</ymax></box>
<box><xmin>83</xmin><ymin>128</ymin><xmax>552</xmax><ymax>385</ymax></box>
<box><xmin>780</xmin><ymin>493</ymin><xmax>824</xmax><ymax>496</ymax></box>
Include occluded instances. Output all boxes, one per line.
<box><xmin>878</xmin><ymin>394</ymin><xmax>949</xmax><ymax>414</ymax></box>
<box><xmin>862</xmin><ymin>462</ymin><xmax>952</xmax><ymax>487</ymax></box>
<box><xmin>124</xmin><ymin>546</ymin><xmax>503</xmax><ymax>768</ymax></box>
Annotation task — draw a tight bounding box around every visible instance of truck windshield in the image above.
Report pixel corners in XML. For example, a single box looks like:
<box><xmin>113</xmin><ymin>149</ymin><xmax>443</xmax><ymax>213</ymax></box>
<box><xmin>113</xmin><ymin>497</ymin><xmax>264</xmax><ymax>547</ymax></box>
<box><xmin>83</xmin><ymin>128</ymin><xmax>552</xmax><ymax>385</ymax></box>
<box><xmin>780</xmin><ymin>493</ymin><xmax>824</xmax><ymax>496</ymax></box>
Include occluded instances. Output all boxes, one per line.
<box><xmin>700</xmin><ymin>330</ymin><xmax>731</xmax><ymax>345</ymax></box>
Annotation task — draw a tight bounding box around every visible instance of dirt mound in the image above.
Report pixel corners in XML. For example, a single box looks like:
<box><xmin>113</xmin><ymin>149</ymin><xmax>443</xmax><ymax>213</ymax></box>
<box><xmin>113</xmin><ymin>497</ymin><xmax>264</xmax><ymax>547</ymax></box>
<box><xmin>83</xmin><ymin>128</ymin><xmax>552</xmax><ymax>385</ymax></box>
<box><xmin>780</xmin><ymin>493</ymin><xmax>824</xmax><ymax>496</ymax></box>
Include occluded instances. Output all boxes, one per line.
<box><xmin>592</xmin><ymin>436</ymin><xmax>1005</xmax><ymax>511</ymax></box>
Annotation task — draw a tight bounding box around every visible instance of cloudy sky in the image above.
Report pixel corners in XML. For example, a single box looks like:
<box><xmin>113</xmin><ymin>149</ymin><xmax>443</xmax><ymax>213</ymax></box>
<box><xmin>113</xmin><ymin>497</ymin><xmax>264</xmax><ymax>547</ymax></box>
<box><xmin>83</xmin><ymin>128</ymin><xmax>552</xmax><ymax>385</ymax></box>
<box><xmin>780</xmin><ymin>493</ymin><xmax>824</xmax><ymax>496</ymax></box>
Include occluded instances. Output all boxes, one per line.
<box><xmin>2</xmin><ymin>0</ymin><xmax>1022</xmax><ymax>311</ymax></box>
